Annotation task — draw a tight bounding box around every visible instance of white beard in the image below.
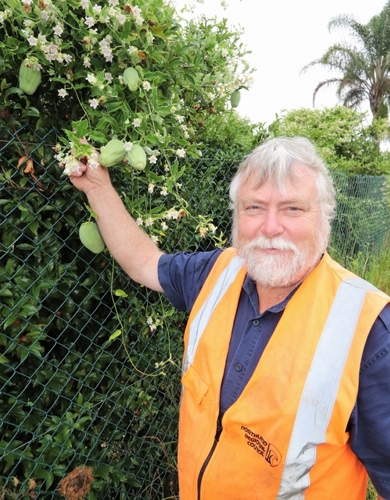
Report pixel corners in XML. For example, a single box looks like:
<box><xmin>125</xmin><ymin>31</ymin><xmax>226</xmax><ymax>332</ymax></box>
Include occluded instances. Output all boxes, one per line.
<box><xmin>235</xmin><ymin>234</ymin><xmax>325</xmax><ymax>288</ymax></box>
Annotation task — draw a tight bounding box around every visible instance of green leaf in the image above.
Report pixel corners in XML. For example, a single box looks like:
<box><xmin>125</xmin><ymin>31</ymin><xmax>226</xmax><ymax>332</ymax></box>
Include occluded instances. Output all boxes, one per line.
<box><xmin>3</xmin><ymin>315</ymin><xmax>18</xmax><ymax>329</ymax></box>
<box><xmin>72</xmin><ymin>119</ymin><xmax>89</xmax><ymax>138</ymax></box>
<box><xmin>114</xmin><ymin>289</ymin><xmax>128</xmax><ymax>298</ymax></box>
<box><xmin>109</xmin><ymin>330</ymin><xmax>122</xmax><ymax>341</ymax></box>
<box><xmin>89</xmin><ymin>130</ymin><xmax>107</xmax><ymax>143</ymax></box>
<box><xmin>94</xmin><ymin>464</ymin><xmax>112</xmax><ymax>480</ymax></box>
<box><xmin>28</xmin><ymin>219</ymin><xmax>39</xmax><ymax>236</ymax></box>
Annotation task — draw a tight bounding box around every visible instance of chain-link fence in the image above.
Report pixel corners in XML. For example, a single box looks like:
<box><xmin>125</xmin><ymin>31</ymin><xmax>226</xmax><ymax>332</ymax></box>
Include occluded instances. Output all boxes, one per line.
<box><xmin>1</xmin><ymin>126</ymin><xmax>390</xmax><ymax>499</ymax></box>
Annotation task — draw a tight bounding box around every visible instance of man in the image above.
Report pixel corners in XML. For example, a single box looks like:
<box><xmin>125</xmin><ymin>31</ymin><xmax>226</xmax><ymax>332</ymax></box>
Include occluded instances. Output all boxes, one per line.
<box><xmin>70</xmin><ymin>137</ymin><xmax>390</xmax><ymax>499</ymax></box>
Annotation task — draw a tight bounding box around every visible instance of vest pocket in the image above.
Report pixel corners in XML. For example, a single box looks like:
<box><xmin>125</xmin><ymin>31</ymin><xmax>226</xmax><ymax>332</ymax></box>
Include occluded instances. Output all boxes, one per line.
<box><xmin>182</xmin><ymin>364</ymin><xmax>210</xmax><ymax>406</ymax></box>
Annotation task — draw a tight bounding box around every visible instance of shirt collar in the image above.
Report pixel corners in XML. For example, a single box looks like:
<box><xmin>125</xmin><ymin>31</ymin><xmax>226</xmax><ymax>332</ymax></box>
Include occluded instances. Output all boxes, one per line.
<box><xmin>243</xmin><ymin>274</ymin><xmax>299</xmax><ymax>315</ymax></box>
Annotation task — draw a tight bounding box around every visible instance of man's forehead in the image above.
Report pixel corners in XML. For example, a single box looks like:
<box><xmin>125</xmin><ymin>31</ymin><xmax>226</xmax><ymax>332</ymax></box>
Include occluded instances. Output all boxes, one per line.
<box><xmin>240</xmin><ymin>162</ymin><xmax>318</xmax><ymax>192</ymax></box>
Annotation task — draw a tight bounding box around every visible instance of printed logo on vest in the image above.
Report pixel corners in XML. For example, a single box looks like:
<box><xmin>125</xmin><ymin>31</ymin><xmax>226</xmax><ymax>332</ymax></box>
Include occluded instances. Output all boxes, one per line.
<box><xmin>240</xmin><ymin>426</ymin><xmax>282</xmax><ymax>467</ymax></box>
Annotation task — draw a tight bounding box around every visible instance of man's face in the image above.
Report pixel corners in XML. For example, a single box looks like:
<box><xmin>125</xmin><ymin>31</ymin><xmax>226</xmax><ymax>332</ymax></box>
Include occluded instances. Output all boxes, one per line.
<box><xmin>232</xmin><ymin>163</ymin><xmax>329</xmax><ymax>288</ymax></box>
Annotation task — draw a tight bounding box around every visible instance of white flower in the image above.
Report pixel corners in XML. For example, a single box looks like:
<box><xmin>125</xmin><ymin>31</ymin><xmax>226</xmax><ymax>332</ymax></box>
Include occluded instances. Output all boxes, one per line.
<box><xmin>133</xmin><ymin>118</ymin><xmax>141</xmax><ymax>128</ymax></box>
<box><xmin>124</xmin><ymin>142</ymin><xmax>133</xmax><ymax>151</ymax></box>
<box><xmin>58</xmin><ymin>88</ymin><xmax>68</xmax><ymax>98</ymax></box>
<box><xmin>109</xmin><ymin>0</ymin><xmax>119</xmax><ymax>4</ymax></box>
<box><xmin>128</xmin><ymin>45</ymin><xmax>138</xmax><ymax>54</ymax></box>
<box><xmin>85</xmin><ymin>17</ymin><xmax>95</xmax><ymax>28</ymax></box>
<box><xmin>27</xmin><ymin>36</ymin><xmax>38</xmax><ymax>46</ymax></box>
<box><xmin>38</xmin><ymin>34</ymin><xmax>47</xmax><ymax>44</ymax></box>
<box><xmin>176</xmin><ymin>148</ymin><xmax>186</xmax><ymax>158</ymax></box>
<box><xmin>149</xmin><ymin>155</ymin><xmax>158</xmax><ymax>164</ymax></box>
<box><xmin>92</xmin><ymin>4</ymin><xmax>102</xmax><ymax>13</ymax></box>
<box><xmin>64</xmin><ymin>54</ymin><xmax>72</xmax><ymax>64</ymax></box>
<box><xmin>221</xmin><ymin>48</ymin><xmax>228</xmax><ymax>57</ymax></box>
<box><xmin>102</xmin><ymin>48</ymin><xmax>113</xmax><ymax>62</ymax></box>
<box><xmin>53</xmin><ymin>25</ymin><xmax>63</xmax><ymax>36</ymax></box>
<box><xmin>86</xmin><ymin>73</ymin><xmax>97</xmax><ymax>84</ymax></box>
<box><xmin>81</xmin><ymin>0</ymin><xmax>89</xmax><ymax>8</ymax></box>
<box><xmin>132</xmin><ymin>6</ymin><xmax>142</xmax><ymax>16</ymax></box>
<box><xmin>104</xmin><ymin>72</ymin><xmax>113</xmax><ymax>82</ymax></box>
<box><xmin>177</xmin><ymin>115</ymin><xmax>185</xmax><ymax>123</ymax></box>
<box><xmin>145</xmin><ymin>217</ymin><xmax>153</xmax><ymax>227</ymax></box>
<box><xmin>142</xmin><ymin>81</ymin><xmax>151</xmax><ymax>91</ymax></box>
<box><xmin>83</xmin><ymin>57</ymin><xmax>91</xmax><ymax>68</ymax></box>
<box><xmin>134</xmin><ymin>15</ymin><xmax>144</xmax><ymax>26</ymax></box>
<box><xmin>160</xmin><ymin>187</ymin><xmax>168</xmax><ymax>196</ymax></box>
<box><xmin>165</xmin><ymin>208</ymin><xmax>179</xmax><ymax>220</ymax></box>
<box><xmin>89</xmin><ymin>159</ymin><xmax>99</xmax><ymax>169</ymax></box>
<box><xmin>63</xmin><ymin>156</ymin><xmax>82</xmax><ymax>176</ymax></box>
<box><xmin>89</xmin><ymin>98</ymin><xmax>99</xmax><ymax>109</ymax></box>
<box><xmin>161</xmin><ymin>221</ymin><xmax>168</xmax><ymax>230</ymax></box>
<box><xmin>136</xmin><ymin>217</ymin><xmax>143</xmax><ymax>226</ymax></box>
<box><xmin>116</xmin><ymin>13</ymin><xmax>126</xmax><ymax>24</ymax></box>
<box><xmin>151</xmin><ymin>235</ymin><xmax>159</xmax><ymax>243</ymax></box>
<box><xmin>148</xmin><ymin>183</ymin><xmax>155</xmax><ymax>193</ymax></box>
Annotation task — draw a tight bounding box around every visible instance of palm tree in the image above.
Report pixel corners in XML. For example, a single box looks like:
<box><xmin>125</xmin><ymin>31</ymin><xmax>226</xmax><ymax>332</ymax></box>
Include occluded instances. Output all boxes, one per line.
<box><xmin>302</xmin><ymin>1</ymin><xmax>390</xmax><ymax>122</ymax></box>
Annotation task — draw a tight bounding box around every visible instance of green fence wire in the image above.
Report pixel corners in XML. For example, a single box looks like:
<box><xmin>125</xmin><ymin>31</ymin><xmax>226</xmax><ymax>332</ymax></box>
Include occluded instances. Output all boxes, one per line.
<box><xmin>1</xmin><ymin>126</ymin><xmax>390</xmax><ymax>499</ymax></box>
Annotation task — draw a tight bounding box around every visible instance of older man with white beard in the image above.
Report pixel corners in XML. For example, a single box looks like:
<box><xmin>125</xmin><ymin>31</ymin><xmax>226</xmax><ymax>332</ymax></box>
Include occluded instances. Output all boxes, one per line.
<box><xmin>70</xmin><ymin>137</ymin><xmax>390</xmax><ymax>500</ymax></box>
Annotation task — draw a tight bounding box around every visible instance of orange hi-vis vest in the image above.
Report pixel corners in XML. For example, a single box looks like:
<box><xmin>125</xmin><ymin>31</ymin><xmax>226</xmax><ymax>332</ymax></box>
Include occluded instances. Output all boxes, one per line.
<box><xmin>178</xmin><ymin>248</ymin><xmax>389</xmax><ymax>500</ymax></box>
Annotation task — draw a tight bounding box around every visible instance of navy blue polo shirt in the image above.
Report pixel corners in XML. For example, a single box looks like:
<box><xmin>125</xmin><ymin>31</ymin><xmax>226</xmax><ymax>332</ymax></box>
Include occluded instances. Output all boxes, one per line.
<box><xmin>158</xmin><ymin>248</ymin><xmax>390</xmax><ymax>498</ymax></box>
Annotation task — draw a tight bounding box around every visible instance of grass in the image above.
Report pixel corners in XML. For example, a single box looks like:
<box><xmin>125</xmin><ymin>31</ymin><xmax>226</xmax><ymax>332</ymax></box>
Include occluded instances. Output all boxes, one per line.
<box><xmin>329</xmin><ymin>243</ymin><xmax>390</xmax><ymax>295</ymax></box>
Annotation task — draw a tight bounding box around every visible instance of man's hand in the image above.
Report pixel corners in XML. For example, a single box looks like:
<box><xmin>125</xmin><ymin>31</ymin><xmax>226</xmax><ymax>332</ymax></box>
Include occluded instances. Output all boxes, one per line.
<box><xmin>69</xmin><ymin>157</ymin><xmax>112</xmax><ymax>196</ymax></box>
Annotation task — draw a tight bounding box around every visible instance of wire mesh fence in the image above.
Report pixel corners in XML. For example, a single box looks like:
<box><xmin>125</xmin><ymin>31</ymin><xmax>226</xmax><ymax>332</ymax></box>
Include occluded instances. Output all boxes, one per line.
<box><xmin>1</xmin><ymin>126</ymin><xmax>390</xmax><ymax>499</ymax></box>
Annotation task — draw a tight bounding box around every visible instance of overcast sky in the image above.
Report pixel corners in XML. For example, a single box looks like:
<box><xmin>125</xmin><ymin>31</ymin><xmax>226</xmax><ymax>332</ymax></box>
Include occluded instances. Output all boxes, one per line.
<box><xmin>173</xmin><ymin>0</ymin><xmax>388</xmax><ymax>126</ymax></box>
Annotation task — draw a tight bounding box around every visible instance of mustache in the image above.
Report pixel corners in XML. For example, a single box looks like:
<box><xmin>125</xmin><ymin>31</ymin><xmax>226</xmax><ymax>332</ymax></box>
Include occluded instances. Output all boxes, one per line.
<box><xmin>242</xmin><ymin>236</ymin><xmax>299</xmax><ymax>252</ymax></box>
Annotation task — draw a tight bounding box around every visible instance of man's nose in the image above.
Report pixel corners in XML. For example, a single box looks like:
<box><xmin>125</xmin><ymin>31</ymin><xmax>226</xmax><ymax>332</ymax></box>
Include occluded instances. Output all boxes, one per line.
<box><xmin>261</xmin><ymin>210</ymin><xmax>283</xmax><ymax>238</ymax></box>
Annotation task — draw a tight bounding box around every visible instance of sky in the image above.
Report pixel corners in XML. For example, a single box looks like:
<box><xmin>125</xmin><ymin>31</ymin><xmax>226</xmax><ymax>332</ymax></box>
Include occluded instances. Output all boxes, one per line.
<box><xmin>172</xmin><ymin>0</ymin><xmax>388</xmax><ymax>126</ymax></box>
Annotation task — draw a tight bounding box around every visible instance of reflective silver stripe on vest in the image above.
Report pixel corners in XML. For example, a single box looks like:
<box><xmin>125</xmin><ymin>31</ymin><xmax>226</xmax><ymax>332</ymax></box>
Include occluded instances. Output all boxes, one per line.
<box><xmin>277</xmin><ymin>277</ymin><xmax>378</xmax><ymax>499</ymax></box>
<box><xmin>182</xmin><ymin>255</ymin><xmax>244</xmax><ymax>374</ymax></box>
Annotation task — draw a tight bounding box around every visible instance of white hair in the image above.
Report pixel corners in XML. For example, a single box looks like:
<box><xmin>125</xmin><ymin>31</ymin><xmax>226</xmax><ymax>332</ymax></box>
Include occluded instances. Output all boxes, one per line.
<box><xmin>229</xmin><ymin>137</ymin><xmax>336</xmax><ymax>223</ymax></box>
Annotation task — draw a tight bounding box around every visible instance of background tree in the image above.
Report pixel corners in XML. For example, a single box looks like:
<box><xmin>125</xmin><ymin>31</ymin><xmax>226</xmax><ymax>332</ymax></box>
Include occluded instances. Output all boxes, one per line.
<box><xmin>269</xmin><ymin>106</ymin><xmax>390</xmax><ymax>175</ymax></box>
<box><xmin>302</xmin><ymin>1</ymin><xmax>390</xmax><ymax>122</ymax></box>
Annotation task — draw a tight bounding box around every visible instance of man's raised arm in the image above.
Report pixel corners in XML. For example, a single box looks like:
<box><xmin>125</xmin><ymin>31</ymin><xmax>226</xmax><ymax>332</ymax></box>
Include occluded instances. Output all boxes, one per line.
<box><xmin>69</xmin><ymin>160</ymin><xmax>164</xmax><ymax>292</ymax></box>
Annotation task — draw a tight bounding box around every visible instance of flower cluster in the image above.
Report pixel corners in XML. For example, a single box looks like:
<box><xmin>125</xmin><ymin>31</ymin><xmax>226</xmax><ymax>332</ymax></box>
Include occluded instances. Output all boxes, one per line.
<box><xmin>1</xmin><ymin>0</ymin><xmax>254</xmax><ymax>248</ymax></box>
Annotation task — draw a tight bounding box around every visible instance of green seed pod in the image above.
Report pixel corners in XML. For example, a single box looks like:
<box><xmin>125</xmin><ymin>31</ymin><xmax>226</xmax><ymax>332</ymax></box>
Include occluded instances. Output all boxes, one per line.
<box><xmin>123</xmin><ymin>67</ymin><xmax>139</xmax><ymax>91</ymax></box>
<box><xmin>79</xmin><ymin>222</ymin><xmax>105</xmax><ymax>254</ymax></box>
<box><xmin>99</xmin><ymin>139</ymin><xmax>126</xmax><ymax>167</ymax></box>
<box><xmin>230</xmin><ymin>90</ymin><xmax>241</xmax><ymax>108</ymax></box>
<box><xmin>19</xmin><ymin>59</ymin><xmax>42</xmax><ymax>95</ymax></box>
<box><xmin>126</xmin><ymin>144</ymin><xmax>147</xmax><ymax>170</ymax></box>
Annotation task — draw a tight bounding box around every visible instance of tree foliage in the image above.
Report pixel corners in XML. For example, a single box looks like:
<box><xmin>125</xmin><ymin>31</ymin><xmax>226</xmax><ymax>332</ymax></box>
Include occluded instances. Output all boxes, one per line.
<box><xmin>302</xmin><ymin>1</ymin><xmax>390</xmax><ymax>121</ymax></box>
<box><xmin>270</xmin><ymin>106</ymin><xmax>390</xmax><ymax>175</ymax></box>
<box><xmin>0</xmin><ymin>0</ymin><xmax>254</xmax><ymax>163</ymax></box>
